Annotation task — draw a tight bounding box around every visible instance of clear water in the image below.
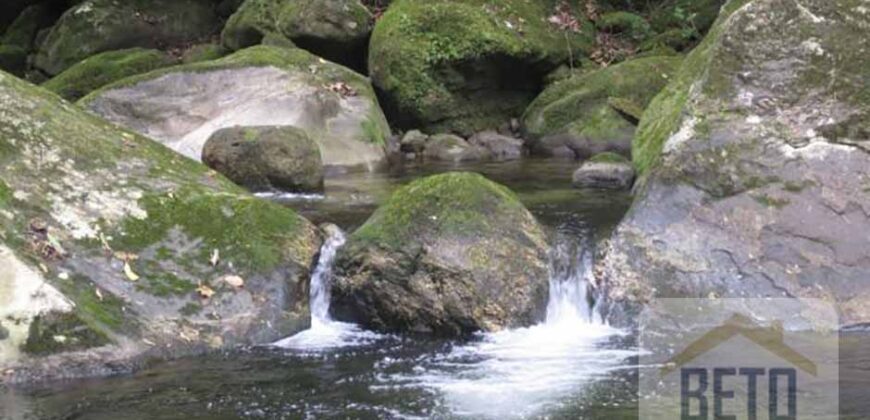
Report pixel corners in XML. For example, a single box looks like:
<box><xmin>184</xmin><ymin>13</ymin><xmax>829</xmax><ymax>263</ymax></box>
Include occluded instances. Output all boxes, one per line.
<box><xmin>3</xmin><ymin>160</ymin><xmax>868</xmax><ymax>419</ymax></box>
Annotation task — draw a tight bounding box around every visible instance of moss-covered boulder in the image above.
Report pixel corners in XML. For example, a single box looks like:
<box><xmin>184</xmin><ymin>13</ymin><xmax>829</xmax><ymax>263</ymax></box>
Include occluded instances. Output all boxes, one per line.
<box><xmin>202</xmin><ymin>126</ymin><xmax>324</xmax><ymax>193</ymax></box>
<box><xmin>82</xmin><ymin>45</ymin><xmax>390</xmax><ymax>172</ymax></box>
<box><xmin>0</xmin><ymin>71</ymin><xmax>321</xmax><ymax>382</ymax></box>
<box><xmin>222</xmin><ymin>0</ymin><xmax>373</xmax><ymax>70</ymax></box>
<box><xmin>331</xmin><ymin>172</ymin><xmax>550</xmax><ymax>336</ymax></box>
<box><xmin>42</xmin><ymin>48</ymin><xmax>174</xmax><ymax>101</ymax></box>
<box><xmin>1</xmin><ymin>3</ymin><xmax>59</xmax><ymax>50</ymax></box>
<box><xmin>421</xmin><ymin>133</ymin><xmax>491</xmax><ymax>163</ymax></box>
<box><xmin>522</xmin><ymin>55</ymin><xmax>682</xmax><ymax>159</ymax></box>
<box><xmin>598</xmin><ymin>0</ymin><xmax>870</xmax><ymax>327</ymax></box>
<box><xmin>33</xmin><ymin>0</ymin><xmax>221</xmax><ymax>76</ymax></box>
<box><xmin>369</xmin><ymin>0</ymin><xmax>595</xmax><ymax>135</ymax></box>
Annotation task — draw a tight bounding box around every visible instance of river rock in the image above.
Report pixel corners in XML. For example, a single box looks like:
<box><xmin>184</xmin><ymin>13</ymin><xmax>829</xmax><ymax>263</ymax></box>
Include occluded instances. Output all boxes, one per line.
<box><xmin>572</xmin><ymin>152</ymin><xmax>635</xmax><ymax>190</ymax></box>
<box><xmin>202</xmin><ymin>126</ymin><xmax>324</xmax><ymax>193</ymax></box>
<box><xmin>468</xmin><ymin>131</ymin><xmax>525</xmax><ymax>161</ymax></box>
<box><xmin>42</xmin><ymin>48</ymin><xmax>174</xmax><ymax>101</ymax></box>
<box><xmin>0</xmin><ymin>71</ymin><xmax>320</xmax><ymax>383</ymax></box>
<box><xmin>222</xmin><ymin>0</ymin><xmax>373</xmax><ymax>70</ymax></box>
<box><xmin>331</xmin><ymin>172</ymin><xmax>550</xmax><ymax>336</ymax></box>
<box><xmin>82</xmin><ymin>45</ymin><xmax>390</xmax><ymax>172</ymax></box>
<box><xmin>422</xmin><ymin>134</ymin><xmax>491</xmax><ymax>163</ymax></box>
<box><xmin>369</xmin><ymin>0</ymin><xmax>595</xmax><ymax>135</ymax></box>
<box><xmin>523</xmin><ymin>55</ymin><xmax>682</xmax><ymax>159</ymax></box>
<box><xmin>33</xmin><ymin>0</ymin><xmax>220</xmax><ymax>76</ymax></box>
<box><xmin>597</xmin><ymin>0</ymin><xmax>870</xmax><ymax>327</ymax></box>
<box><xmin>399</xmin><ymin>129</ymin><xmax>428</xmax><ymax>154</ymax></box>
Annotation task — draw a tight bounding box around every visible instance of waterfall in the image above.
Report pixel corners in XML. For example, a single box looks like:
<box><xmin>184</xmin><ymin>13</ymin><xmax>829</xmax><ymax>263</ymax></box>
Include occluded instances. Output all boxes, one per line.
<box><xmin>545</xmin><ymin>225</ymin><xmax>603</xmax><ymax>325</ymax></box>
<box><xmin>273</xmin><ymin>225</ymin><xmax>380</xmax><ymax>349</ymax></box>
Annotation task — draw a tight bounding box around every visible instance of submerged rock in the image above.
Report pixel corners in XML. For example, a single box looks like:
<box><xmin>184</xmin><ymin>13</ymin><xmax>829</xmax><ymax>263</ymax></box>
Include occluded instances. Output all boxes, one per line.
<box><xmin>42</xmin><ymin>48</ymin><xmax>174</xmax><ymax>101</ymax></box>
<box><xmin>202</xmin><ymin>126</ymin><xmax>324</xmax><ymax>193</ymax></box>
<box><xmin>572</xmin><ymin>152</ymin><xmax>635</xmax><ymax>190</ymax></box>
<box><xmin>331</xmin><ymin>172</ymin><xmax>550</xmax><ymax>336</ymax></box>
<box><xmin>222</xmin><ymin>0</ymin><xmax>373</xmax><ymax>70</ymax></box>
<box><xmin>0</xmin><ymin>71</ymin><xmax>320</xmax><ymax>382</ymax></box>
<box><xmin>369</xmin><ymin>0</ymin><xmax>594</xmax><ymax>135</ymax></box>
<box><xmin>598</xmin><ymin>0</ymin><xmax>870</xmax><ymax>326</ymax></box>
<box><xmin>523</xmin><ymin>55</ymin><xmax>682</xmax><ymax>159</ymax></box>
<box><xmin>468</xmin><ymin>131</ymin><xmax>525</xmax><ymax>161</ymax></box>
<box><xmin>34</xmin><ymin>0</ymin><xmax>221</xmax><ymax>75</ymax></box>
<box><xmin>82</xmin><ymin>45</ymin><xmax>390</xmax><ymax>172</ymax></box>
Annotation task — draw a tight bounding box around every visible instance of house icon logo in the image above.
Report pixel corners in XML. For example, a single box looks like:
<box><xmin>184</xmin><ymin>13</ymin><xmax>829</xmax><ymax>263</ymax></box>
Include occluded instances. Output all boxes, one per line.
<box><xmin>638</xmin><ymin>298</ymin><xmax>838</xmax><ymax>420</ymax></box>
<box><xmin>660</xmin><ymin>313</ymin><xmax>817</xmax><ymax>377</ymax></box>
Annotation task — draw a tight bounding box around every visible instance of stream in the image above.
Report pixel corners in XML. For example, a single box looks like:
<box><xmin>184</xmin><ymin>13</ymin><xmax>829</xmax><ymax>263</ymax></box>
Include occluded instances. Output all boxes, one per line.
<box><xmin>2</xmin><ymin>159</ymin><xmax>869</xmax><ymax>419</ymax></box>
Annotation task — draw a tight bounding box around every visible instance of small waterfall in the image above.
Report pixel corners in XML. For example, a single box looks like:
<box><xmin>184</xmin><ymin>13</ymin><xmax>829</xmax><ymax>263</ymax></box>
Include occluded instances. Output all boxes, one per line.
<box><xmin>274</xmin><ymin>225</ymin><xmax>380</xmax><ymax>349</ymax></box>
<box><xmin>308</xmin><ymin>225</ymin><xmax>346</xmax><ymax>324</ymax></box>
<box><xmin>545</xmin><ymin>226</ymin><xmax>604</xmax><ymax>326</ymax></box>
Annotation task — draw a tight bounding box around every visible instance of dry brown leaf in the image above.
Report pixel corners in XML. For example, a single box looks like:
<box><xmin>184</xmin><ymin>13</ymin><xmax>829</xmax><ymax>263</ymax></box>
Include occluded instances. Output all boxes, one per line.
<box><xmin>95</xmin><ymin>288</ymin><xmax>104</xmax><ymax>301</ymax></box>
<box><xmin>123</xmin><ymin>262</ymin><xmax>140</xmax><ymax>282</ymax></box>
<box><xmin>196</xmin><ymin>283</ymin><xmax>215</xmax><ymax>299</ymax></box>
<box><xmin>209</xmin><ymin>249</ymin><xmax>220</xmax><ymax>267</ymax></box>
<box><xmin>221</xmin><ymin>275</ymin><xmax>245</xmax><ymax>289</ymax></box>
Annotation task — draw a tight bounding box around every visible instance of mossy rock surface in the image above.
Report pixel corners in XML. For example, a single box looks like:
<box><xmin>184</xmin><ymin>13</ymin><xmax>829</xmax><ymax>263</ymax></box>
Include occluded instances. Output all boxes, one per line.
<box><xmin>0</xmin><ymin>70</ymin><xmax>320</xmax><ymax>381</ymax></box>
<box><xmin>523</xmin><ymin>55</ymin><xmax>682</xmax><ymax>159</ymax></box>
<box><xmin>34</xmin><ymin>0</ymin><xmax>221</xmax><ymax>75</ymax></box>
<box><xmin>332</xmin><ymin>172</ymin><xmax>550</xmax><ymax>336</ymax></box>
<box><xmin>222</xmin><ymin>0</ymin><xmax>372</xmax><ymax>70</ymax></box>
<box><xmin>1</xmin><ymin>3</ymin><xmax>60</xmax><ymax>50</ymax></box>
<box><xmin>599</xmin><ymin>0</ymin><xmax>870</xmax><ymax>328</ymax></box>
<box><xmin>42</xmin><ymin>48</ymin><xmax>174</xmax><ymax>101</ymax></box>
<box><xmin>82</xmin><ymin>45</ymin><xmax>390</xmax><ymax>171</ymax></box>
<box><xmin>369</xmin><ymin>0</ymin><xmax>596</xmax><ymax>135</ymax></box>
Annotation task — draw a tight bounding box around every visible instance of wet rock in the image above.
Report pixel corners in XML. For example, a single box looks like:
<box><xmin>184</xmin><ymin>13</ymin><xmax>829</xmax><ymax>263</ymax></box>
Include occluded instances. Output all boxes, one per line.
<box><xmin>369</xmin><ymin>0</ymin><xmax>595</xmax><ymax>135</ymax></box>
<box><xmin>82</xmin><ymin>45</ymin><xmax>390</xmax><ymax>172</ymax></box>
<box><xmin>331</xmin><ymin>172</ymin><xmax>550</xmax><ymax>336</ymax></box>
<box><xmin>422</xmin><ymin>134</ymin><xmax>491</xmax><ymax>163</ymax></box>
<box><xmin>523</xmin><ymin>55</ymin><xmax>682</xmax><ymax>159</ymax></box>
<box><xmin>399</xmin><ymin>129</ymin><xmax>428</xmax><ymax>154</ymax></box>
<box><xmin>222</xmin><ymin>0</ymin><xmax>373</xmax><ymax>70</ymax></box>
<box><xmin>598</xmin><ymin>0</ymin><xmax>870</xmax><ymax>327</ymax></box>
<box><xmin>0</xmin><ymin>322</ymin><xmax>9</xmax><ymax>341</ymax></box>
<box><xmin>202</xmin><ymin>126</ymin><xmax>324</xmax><ymax>193</ymax></box>
<box><xmin>0</xmin><ymin>71</ymin><xmax>320</xmax><ymax>382</ymax></box>
<box><xmin>468</xmin><ymin>131</ymin><xmax>525</xmax><ymax>161</ymax></box>
<box><xmin>34</xmin><ymin>0</ymin><xmax>221</xmax><ymax>75</ymax></box>
<box><xmin>42</xmin><ymin>48</ymin><xmax>174</xmax><ymax>101</ymax></box>
<box><xmin>572</xmin><ymin>152</ymin><xmax>635</xmax><ymax>190</ymax></box>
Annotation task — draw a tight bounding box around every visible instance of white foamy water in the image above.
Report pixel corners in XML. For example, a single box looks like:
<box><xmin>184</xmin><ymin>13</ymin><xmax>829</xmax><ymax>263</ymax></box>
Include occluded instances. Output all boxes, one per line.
<box><xmin>375</xmin><ymin>230</ymin><xmax>634</xmax><ymax>418</ymax></box>
<box><xmin>274</xmin><ymin>226</ymin><xmax>384</xmax><ymax>350</ymax></box>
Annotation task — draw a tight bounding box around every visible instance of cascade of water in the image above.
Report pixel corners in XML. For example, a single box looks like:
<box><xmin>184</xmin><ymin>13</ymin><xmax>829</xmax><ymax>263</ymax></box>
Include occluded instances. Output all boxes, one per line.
<box><xmin>308</xmin><ymin>225</ymin><xmax>346</xmax><ymax>324</ymax></box>
<box><xmin>545</xmin><ymin>226</ymin><xmax>599</xmax><ymax>325</ymax></box>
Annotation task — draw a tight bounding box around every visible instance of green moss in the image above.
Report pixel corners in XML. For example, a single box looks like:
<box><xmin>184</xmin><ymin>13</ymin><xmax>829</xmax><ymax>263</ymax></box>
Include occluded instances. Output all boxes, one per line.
<box><xmin>179</xmin><ymin>302</ymin><xmax>203</xmax><ymax>316</ymax></box>
<box><xmin>523</xmin><ymin>55</ymin><xmax>682</xmax><ymax>139</ymax></box>
<box><xmin>43</xmin><ymin>48</ymin><xmax>175</xmax><ymax>101</ymax></box>
<box><xmin>597</xmin><ymin>11</ymin><xmax>651</xmax><ymax>41</ymax></box>
<box><xmin>369</xmin><ymin>0</ymin><xmax>595</xmax><ymax>133</ymax></box>
<box><xmin>362</xmin><ymin>116</ymin><xmax>386</xmax><ymax>145</ymax></box>
<box><xmin>23</xmin><ymin>311</ymin><xmax>111</xmax><ymax>356</ymax></box>
<box><xmin>113</xmin><ymin>188</ymin><xmax>310</xmax><ymax>272</ymax></box>
<box><xmin>137</xmin><ymin>271</ymin><xmax>197</xmax><ymax>297</ymax></box>
<box><xmin>0</xmin><ymin>179</ymin><xmax>10</xmax><ymax>207</ymax></box>
<box><xmin>589</xmin><ymin>151</ymin><xmax>630</xmax><ymax>164</ymax></box>
<box><xmin>752</xmin><ymin>194</ymin><xmax>790</xmax><ymax>209</ymax></box>
<box><xmin>352</xmin><ymin>172</ymin><xmax>527</xmax><ymax>248</ymax></box>
<box><xmin>632</xmin><ymin>0</ymin><xmax>751</xmax><ymax>176</ymax></box>
<box><xmin>181</xmin><ymin>43</ymin><xmax>227</xmax><ymax>64</ymax></box>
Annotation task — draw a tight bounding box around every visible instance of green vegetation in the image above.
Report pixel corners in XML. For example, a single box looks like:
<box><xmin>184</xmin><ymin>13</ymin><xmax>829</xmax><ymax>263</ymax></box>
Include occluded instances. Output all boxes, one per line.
<box><xmin>588</xmin><ymin>151</ymin><xmax>630</xmax><ymax>164</ymax></box>
<box><xmin>23</xmin><ymin>311</ymin><xmax>110</xmax><ymax>356</ymax></box>
<box><xmin>43</xmin><ymin>48</ymin><xmax>174</xmax><ymax>101</ymax></box>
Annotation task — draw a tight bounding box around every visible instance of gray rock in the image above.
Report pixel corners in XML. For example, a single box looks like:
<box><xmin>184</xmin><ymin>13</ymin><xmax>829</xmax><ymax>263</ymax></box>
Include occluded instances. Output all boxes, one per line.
<box><xmin>0</xmin><ymin>322</ymin><xmax>8</xmax><ymax>341</ymax></box>
<box><xmin>202</xmin><ymin>126</ymin><xmax>324</xmax><ymax>193</ymax></box>
<box><xmin>597</xmin><ymin>0</ymin><xmax>870</xmax><ymax>327</ymax></box>
<box><xmin>83</xmin><ymin>45</ymin><xmax>390</xmax><ymax>172</ymax></box>
<box><xmin>331</xmin><ymin>172</ymin><xmax>550</xmax><ymax>336</ymax></box>
<box><xmin>422</xmin><ymin>134</ymin><xmax>492</xmax><ymax>163</ymax></box>
<box><xmin>468</xmin><ymin>131</ymin><xmax>525</xmax><ymax>161</ymax></box>
<box><xmin>572</xmin><ymin>161</ymin><xmax>635</xmax><ymax>190</ymax></box>
<box><xmin>399</xmin><ymin>129</ymin><xmax>429</xmax><ymax>154</ymax></box>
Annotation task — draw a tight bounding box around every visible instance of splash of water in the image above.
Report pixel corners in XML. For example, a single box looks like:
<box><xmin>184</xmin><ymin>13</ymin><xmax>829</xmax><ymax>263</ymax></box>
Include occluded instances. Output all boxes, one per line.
<box><xmin>376</xmin><ymin>227</ymin><xmax>633</xmax><ymax>418</ymax></box>
<box><xmin>273</xmin><ymin>226</ymin><xmax>381</xmax><ymax>350</ymax></box>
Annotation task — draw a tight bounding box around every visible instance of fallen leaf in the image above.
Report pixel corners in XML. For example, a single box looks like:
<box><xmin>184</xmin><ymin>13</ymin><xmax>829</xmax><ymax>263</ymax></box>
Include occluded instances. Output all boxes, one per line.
<box><xmin>114</xmin><ymin>251</ymin><xmax>139</xmax><ymax>262</ymax></box>
<box><xmin>123</xmin><ymin>262</ymin><xmax>140</xmax><ymax>282</ymax></box>
<box><xmin>209</xmin><ymin>249</ymin><xmax>220</xmax><ymax>267</ymax></box>
<box><xmin>196</xmin><ymin>283</ymin><xmax>215</xmax><ymax>299</ymax></box>
<box><xmin>142</xmin><ymin>338</ymin><xmax>156</xmax><ymax>346</ymax></box>
<box><xmin>221</xmin><ymin>275</ymin><xmax>245</xmax><ymax>289</ymax></box>
<box><xmin>95</xmin><ymin>288</ymin><xmax>104</xmax><ymax>301</ymax></box>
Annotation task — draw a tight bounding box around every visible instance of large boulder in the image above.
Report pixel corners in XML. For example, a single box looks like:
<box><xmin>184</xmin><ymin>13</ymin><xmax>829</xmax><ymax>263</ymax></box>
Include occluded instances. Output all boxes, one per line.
<box><xmin>82</xmin><ymin>45</ymin><xmax>391</xmax><ymax>172</ymax></box>
<box><xmin>597</xmin><ymin>0</ymin><xmax>870</xmax><ymax>326</ymax></box>
<box><xmin>523</xmin><ymin>55</ymin><xmax>682</xmax><ymax>159</ymax></box>
<box><xmin>222</xmin><ymin>0</ymin><xmax>373</xmax><ymax>70</ymax></box>
<box><xmin>330</xmin><ymin>172</ymin><xmax>550</xmax><ymax>336</ymax></box>
<box><xmin>202</xmin><ymin>126</ymin><xmax>324</xmax><ymax>193</ymax></box>
<box><xmin>0</xmin><ymin>71</ymin><xmax>321</xmax><ymax>382</ymax></box>
<box><xmin>33</xmin><ymin>0</ymin><xmax>221</xmax><ymax>75</ymax></box>
<box><xmin>42</xmin><ymin>48</ymin><xmax>174</xmax><ymax>101</ymax></box>
<box><xmin>369</xmin><ymin>0</ymin><xmax>595</xmax><ymax>135</ymax></box>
